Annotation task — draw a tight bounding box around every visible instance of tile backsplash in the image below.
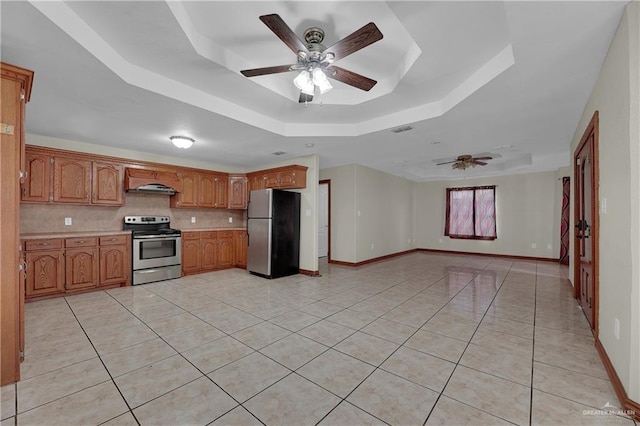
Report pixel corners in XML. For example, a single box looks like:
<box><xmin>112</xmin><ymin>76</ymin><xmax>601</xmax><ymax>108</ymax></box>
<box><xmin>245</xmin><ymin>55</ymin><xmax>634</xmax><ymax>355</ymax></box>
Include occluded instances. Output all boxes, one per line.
<box><xmin>20</xmin><ymin>192</ymin><xmax>246</xmax><ymax>234</ymax></box>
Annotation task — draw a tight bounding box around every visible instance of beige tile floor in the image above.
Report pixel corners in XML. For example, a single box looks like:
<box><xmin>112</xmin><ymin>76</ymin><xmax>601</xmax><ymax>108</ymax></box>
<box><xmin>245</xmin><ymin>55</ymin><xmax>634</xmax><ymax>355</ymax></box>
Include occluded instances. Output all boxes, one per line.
<box><xmin>1</xmin><ymin>252</ymin><xmax>636</xmax><ymax>425</ymax></box>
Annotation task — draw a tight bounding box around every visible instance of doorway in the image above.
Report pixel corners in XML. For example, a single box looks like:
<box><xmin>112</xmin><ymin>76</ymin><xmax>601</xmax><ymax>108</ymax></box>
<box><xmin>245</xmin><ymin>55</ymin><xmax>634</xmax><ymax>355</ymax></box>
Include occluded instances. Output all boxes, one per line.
<box><xmin>574</xmin><ymin>111</ymin><xmax>599</xmax><ymax>334</ymax></box>
<box><xmin>318</xmin><ymin>180</ymin><xmax>330</xmax><ymax>259</ymax></box>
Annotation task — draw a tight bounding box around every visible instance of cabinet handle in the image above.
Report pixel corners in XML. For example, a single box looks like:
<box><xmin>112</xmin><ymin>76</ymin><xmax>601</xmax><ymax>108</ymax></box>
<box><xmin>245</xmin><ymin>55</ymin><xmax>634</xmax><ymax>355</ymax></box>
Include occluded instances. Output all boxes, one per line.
<box><xmin>19</xmin><ymin>261</ymin><xmax>27</xmax><ymax>272</ymax></box>
<box><xmin>22</xmin><ymin>187</ymin><xmax>26</xmax><ymax>197</ymax></box>
<box><xmin>19</xmin><ymin>170</ymin><xmax>28</xmax><ymax>180</ymax></box>
<box><xmin>37</xmin><ymin>242</ymin><xmax>51</xmax><ymax>247</ymax></box>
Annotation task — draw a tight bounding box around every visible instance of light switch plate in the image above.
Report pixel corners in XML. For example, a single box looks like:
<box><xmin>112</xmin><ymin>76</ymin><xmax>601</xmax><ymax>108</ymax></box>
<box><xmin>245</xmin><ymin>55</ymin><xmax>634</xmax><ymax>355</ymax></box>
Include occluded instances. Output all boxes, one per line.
<box><xmin>228</xmin><ymin>217</ymin><xmax>233</xmax><ymax>223</ymax></box>
<box><xmin>191</xmin><ymin>217</ymin><xmax>196</xmax><ymax>224</ymax></box>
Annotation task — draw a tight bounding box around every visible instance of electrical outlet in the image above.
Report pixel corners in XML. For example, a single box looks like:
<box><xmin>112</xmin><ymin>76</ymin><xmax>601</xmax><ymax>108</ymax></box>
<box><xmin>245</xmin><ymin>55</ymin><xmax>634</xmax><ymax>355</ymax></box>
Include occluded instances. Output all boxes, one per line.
<box><xmin>191</xmin><ymin>217</ymin><xmax>196</xmax><ymax>224</ymax></box>
<box><xmin>531</xmin><ymin>243</ymin><xmax>537</xmax><ymax>249</ymax></box>
<box><xmin>371</xmin><ymin>243</ymin><xmax>374</xmax><ymax>251</ymax></box>
<box><xmin>614</xmin><ymin>318</ymin><xmax>620</xmax><ymax>339</ymax></box>
<box><xmin>64</xmin><ymin>217</ymin><xmax>72</xmax><ymax>226</ymax></box>
<box><xmin>228</xmin><ymin>217</ymin><xmax>233</xmax><ymax>223</ymax></box>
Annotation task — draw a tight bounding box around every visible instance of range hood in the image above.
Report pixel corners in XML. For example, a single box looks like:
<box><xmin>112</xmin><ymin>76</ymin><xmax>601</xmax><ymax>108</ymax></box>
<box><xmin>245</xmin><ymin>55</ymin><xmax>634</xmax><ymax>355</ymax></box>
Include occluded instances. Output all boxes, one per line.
<box><xmin>124</xmin><ymin>168</ymin><xmax>182</xmax><ymax>194</ymax></box>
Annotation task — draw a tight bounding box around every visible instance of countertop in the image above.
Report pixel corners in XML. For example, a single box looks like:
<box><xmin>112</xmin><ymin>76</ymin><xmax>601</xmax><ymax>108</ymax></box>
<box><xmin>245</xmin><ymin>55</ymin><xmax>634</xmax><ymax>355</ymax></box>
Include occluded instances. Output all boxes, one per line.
<box><xmin>21</xmin><ymin>228</ymin><xmax>247</xmax><ymax>240</ymax></box>
<box><xmin>21</xmin><ymin>230</ymin><xmax>132</xmax><ymax>240</ymax></box>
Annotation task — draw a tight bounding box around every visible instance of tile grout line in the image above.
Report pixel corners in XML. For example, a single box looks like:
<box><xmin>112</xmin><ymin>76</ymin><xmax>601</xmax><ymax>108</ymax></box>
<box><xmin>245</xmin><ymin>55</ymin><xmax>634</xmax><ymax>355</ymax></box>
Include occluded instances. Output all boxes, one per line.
<box><xmin>529</xmin><ymin>261</ymin><xmax>539</xmax><ymax>425</ymax></box>
<box><xmin>421</xmin><ymin>257</ymin><xmax>516</xmax><ymax>426</ymax></box>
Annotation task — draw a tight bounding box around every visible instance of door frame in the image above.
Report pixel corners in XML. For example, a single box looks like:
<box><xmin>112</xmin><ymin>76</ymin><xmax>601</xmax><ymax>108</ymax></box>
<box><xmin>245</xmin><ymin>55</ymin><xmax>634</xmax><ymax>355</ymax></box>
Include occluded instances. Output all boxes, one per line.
<box><xmin>319</xmin><ymin>179</ymin><xmax>331</xmax><ymax>261</ymax></box>
<box><xmin>573</xmin><ymin>110</ymin><xmax>600</xmax><ymax>336</ymax></box>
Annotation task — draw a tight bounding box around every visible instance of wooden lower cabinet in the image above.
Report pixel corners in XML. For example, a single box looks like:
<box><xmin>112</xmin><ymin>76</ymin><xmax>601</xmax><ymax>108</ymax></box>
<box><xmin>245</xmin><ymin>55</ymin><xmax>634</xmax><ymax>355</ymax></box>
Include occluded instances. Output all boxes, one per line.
<box><xmin>233</xmin><ymin>230</ymin><xmax>248</xmax><ymax>268</ymax></box>
<box><xmin>23</xmin><ymin>234</ymin><xmax>130</xmax><ymax>300</ymax></box>
<box><xmin>25</xmin><ymin>248</ymin><xmax>65</xmax><ymax>298</ymax></box>
<box><xmin>98</xmin><ymin>235</ymin><xmax>129</xmax><ymax>287</ymax></box>
<box><xmin>181</xmin><ymin>230</ymin><xmax>242</xmax><ymax>275</ymax></box>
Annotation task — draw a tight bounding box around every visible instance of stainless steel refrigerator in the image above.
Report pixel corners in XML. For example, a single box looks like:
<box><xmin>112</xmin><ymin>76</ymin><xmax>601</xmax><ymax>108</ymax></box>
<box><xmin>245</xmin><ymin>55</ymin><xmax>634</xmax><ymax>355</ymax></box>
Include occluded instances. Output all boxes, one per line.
<box><xmin>247</xmin><ymin>189</ymin><xmax>301</xmax><ymax>279</ymax></box>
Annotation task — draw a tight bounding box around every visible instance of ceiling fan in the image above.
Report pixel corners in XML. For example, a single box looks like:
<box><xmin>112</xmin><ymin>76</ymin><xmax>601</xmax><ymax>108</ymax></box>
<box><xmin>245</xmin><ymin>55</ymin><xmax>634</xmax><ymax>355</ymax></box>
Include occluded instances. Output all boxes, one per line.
<box><xmin>240</xmin><ymin>14</ymin><xmax>383</xmax><ymax>103</ymax></box>
<box><xmin>436</xmin><ymin>154</ymin><xmax>494</xmax><ymax>170</ymax></box>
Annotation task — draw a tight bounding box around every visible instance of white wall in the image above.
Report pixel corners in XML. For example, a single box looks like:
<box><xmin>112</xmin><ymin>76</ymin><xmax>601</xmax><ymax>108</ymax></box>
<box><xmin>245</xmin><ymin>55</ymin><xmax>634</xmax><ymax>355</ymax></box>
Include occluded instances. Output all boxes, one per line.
<box><xmin>414</xmin><ymin>172</ymin><xmax>559</xmax><ymax>258</ymax></box>
<box><xmin>569</xmin><ymin>1</ymin><xmax>639</xmax><ymax>402</ymax></box>
<box><xmin>320</xmin><ymin>165</ymin><xmax>357</xmax><ymax>263</ymax></box>
<box><xmin>320</xmin><ymin>164</ymin><xmax>414</xmax><ymax>263</ymax></box>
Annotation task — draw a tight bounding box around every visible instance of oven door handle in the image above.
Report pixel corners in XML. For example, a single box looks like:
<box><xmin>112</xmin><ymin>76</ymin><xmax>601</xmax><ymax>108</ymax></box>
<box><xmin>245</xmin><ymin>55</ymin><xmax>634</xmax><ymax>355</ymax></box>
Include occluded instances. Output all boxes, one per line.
<box><xmin>134</xmin><ymin>235</ymin><xmax>180</xmax><ymax>240</ymax></box>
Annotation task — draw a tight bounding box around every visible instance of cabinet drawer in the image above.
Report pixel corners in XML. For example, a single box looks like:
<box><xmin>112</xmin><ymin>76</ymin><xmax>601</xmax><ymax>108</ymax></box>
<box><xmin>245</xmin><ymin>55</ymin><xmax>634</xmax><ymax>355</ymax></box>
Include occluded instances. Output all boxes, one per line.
<box><xmin>182</xmin><ymin>231</ymin><xmax>200</xmax><ymax>240</ymax></box>
<box><xmin>217</xmin><ymin>230</ymin><xmax>233</xmax><ymax>239</ymax></box>
<box><xmin>99</xmin><ymin>235</ymin><xmax>128</xmax><ymax>246</ymax></box>
<box><xmin>65</xmin><ymin>237</ymin><xmax>97</xmax><ymax>248</ymax></box>
<box><xmin>25</xmin><ymin>238</ymin><xmax>63</xmax><ymax>251</ymax></box>
<box><xmin>200</xmin><ymin>231</ymin><xmax>216</xmax><ymax>239</ymax></box>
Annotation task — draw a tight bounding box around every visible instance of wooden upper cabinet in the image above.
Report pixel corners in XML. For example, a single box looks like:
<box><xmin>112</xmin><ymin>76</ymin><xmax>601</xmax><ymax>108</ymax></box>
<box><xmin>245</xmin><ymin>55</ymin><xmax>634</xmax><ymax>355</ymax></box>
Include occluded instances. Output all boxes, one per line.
<box><xmin>171</xmin><ymin>172</ymin><xmax>198</xmax><ymax>208</ymax></box>
<box><xmin>228</xmin><ymin>175</ymin><xmax>248</xmax><ymax>209</ymax></box>
<box><xmin>199</xmin><ymin>173</ymin><xmax>215</xmax><ymax>208</ymax></box>
<box><xmin>214</xmin><ymin>174</ymin><xmax>228</xmax><ymax>208</ymax></box>
<box><xmin>22</xmin><ymin>150</ymin><xmax>52</xmax><ymax>202</ymax></box>
<box><xmin>53</xmin><ymin>156</ymin><xmax>91</xmax><ymax>204</ymax></box>
<box><xmin>247</xmin><ymin>165</ymin><xmax>308</xmax><ymax>191</ymax></box>
<box><xmin>92</xmin><ymin>162</ymin><xmax>124</xmax><ymax>205</ymax></box>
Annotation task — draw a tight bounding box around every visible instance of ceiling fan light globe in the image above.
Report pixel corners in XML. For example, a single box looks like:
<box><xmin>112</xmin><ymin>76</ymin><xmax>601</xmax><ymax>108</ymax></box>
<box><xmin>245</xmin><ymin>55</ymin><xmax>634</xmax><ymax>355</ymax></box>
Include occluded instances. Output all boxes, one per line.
<box><xmin>294</xmin><ymin>71</ymin><xmax>314</xmax><ymax>95</ymax></box>
<box><xmin>312</xmin><ymin>68</ymin><xmax>332</xmax><ymax>94</ymax></box>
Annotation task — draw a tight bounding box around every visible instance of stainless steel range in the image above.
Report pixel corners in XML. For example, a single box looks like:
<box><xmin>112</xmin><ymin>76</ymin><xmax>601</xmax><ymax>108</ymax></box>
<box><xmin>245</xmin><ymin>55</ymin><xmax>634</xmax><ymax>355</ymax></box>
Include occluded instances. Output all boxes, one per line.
<box><xmin>124</xmin><ymin>216</ymin><xmax>181</xmax><ymax>285</ymax></box>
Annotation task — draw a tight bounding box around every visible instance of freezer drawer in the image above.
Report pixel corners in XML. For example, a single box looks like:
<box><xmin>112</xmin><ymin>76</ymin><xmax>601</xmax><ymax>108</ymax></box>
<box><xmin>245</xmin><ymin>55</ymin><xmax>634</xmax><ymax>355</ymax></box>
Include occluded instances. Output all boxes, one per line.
<box><xmin>247</xmin><ymin>218</ymin><xmax>272</xmax><ymax>277</ymax></box>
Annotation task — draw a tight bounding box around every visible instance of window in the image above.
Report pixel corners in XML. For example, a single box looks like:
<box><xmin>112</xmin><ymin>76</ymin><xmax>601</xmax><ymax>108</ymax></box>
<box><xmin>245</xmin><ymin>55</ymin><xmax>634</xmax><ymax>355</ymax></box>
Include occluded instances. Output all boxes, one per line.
<box><xmin>445</xmin><ymin>185</ymin><xmax>496</xmax><ymax>240</ymax></box>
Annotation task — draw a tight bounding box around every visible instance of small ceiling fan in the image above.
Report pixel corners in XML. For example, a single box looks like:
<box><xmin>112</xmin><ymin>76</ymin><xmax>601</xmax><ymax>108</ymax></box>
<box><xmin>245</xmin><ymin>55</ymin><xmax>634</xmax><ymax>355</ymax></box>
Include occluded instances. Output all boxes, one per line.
<box><xmin>240</xmin><ymin>14</ymin><xmax>383</xmax><ymax>103</ymax></box>
<box><xmin>436</xmin><ymin>154</ymin><xmax>494</xmax><ymax>170</ymax></box>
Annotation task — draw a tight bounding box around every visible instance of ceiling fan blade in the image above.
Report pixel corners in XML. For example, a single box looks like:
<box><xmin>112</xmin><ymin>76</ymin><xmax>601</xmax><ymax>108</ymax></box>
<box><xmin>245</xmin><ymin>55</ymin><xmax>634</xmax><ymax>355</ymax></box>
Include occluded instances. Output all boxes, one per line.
<box><xmin>472</xmin><ymin>161</ymin><xmax>488</xmax><ymax>166</ymax></box>
<box><xmin>473</xmin><ymin>156</ymin><xmax>493</xmax><ymax>161</ymax></box>
<box><xmin>259</xmin><ymin>14</ymin><xmax>308</xmax><ymax>55</ymax></box>
<box><xmin>299</xmin><ymin>92</ymin><xmax>313</xmax><ymax>103</ymax></box>
<box><xmin>325</xmin><ymin>22</ymin><xmax>383</xmax><ymax>61</ymax></box>
<box><xmin>436</xmin><ymin>160</ymin><xmax>458</xmax><ymax>165</ymax></box>
<box><xmin>240</xmin><ymin>65</ymin><xmax>295</xmax><ymax>77</ymax></box>
<box><xmin>325</xmin><ymin>66</ymin><xmax>377</xmax><ymax>91</ymax></box>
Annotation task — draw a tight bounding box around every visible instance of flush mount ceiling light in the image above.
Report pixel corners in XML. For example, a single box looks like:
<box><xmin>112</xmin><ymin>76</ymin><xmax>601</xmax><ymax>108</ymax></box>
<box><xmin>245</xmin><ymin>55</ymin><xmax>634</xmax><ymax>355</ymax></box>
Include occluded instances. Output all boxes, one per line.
<box><xmin>170</xmin><ymin>135</ymin><xmax>194</xmax><ymax>149</ymax></box>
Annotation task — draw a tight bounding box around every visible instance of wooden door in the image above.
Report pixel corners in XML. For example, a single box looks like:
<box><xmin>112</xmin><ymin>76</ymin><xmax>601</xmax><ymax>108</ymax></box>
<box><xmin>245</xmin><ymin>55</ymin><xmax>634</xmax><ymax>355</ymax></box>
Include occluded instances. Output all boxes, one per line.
<box><xmin>92</xmin><ymin>162</ymin><xmax>123</xmax><ymax>205</ymax></box>
<box><xmin>201</xmin><ymin>233</ymin><xmax>217</xmax><ymax>270</ymax></box>
<box><xmin>228</xmin><ymin>175</ymin><xmax>248</xmax><ymax>209</ymax></box>
<box><xmin>25</xmin><ymin>250</ymin><xmax>65</xmax><ymax>298</ymax></box>
<box><xmin>217</xmin><ymin>233</ymin><xmax>234</xmax><ymax>268</ymax></box>
<box><xmin>65</xmin><ymin>247</ymin><xmax>98</xmax><ymax>291</ymax></box>
<box><xmin>574</xmin><ymin>111</ymin><xmax>599</xmax><ymax>332</ymax></box>
<box><xmin>233</xmin><ymin>231</ymin><xmax>248</xmax><ymax>268</ymax></box>
<box><xmin>182</xmin><ymin>235</ymin><xmax>201</xmax><ymax>273</ymax></box>
<box><xmin>53</xmin><ymin>156</ymin><xmax>91</xmax><ymax>203</ymax></box>
<box><xmin>99</xmin><ymin>245</ymin><xmax>128</xmax><ymax>286</ymax></box>
<box><xmin>22</xmin><ymin>150</ymin><xmax>52</xmax><ymax>202</ymax></box>
<box><xmin>199</xmin><ymin>173</ymin><xmax>215</xmax><ymax>208</ymax></box>
<box><xmin>214</xmin><ymin>175</ymin><xmax>228</xmax><ymax>208</ymax></box>
<box><xmin>174</xmin><ymin>172</ymin><xmax>198</xmax><ymax>208</ymax></box>
<box><xmin>1</xmin><ymin>62</ymin><xmax>33</xmax><ymax>385</ymax></box>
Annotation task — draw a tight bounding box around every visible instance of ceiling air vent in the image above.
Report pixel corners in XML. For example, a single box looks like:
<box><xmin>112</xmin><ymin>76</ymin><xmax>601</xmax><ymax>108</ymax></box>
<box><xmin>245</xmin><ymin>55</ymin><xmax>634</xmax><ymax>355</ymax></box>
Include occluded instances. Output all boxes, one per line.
<box><xmin>391</xmin><ymin>125</ymin><xmax>413</xmax><ymax>134</ymax></box>
<box><xmin>272</xmin><ymin>151</ymin><xmax>286</xmax><ymax>156</ymax></box>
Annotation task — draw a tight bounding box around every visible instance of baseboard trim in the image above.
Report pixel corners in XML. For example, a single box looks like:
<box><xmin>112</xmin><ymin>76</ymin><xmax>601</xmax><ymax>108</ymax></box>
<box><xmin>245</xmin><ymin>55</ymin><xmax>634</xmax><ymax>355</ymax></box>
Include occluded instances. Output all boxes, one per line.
<box><xmin>416</xmin><ymin>248</ymin><xmax>559</xmax><ymax>263</ymax></box>
<box><xmin>595</xmin><ymin>338</ymin><xmax>640</xmax><ymax>421</ymax></box>
<box><xmin>328</xmin><ymin>250</ymin><xmax>416</xmax><ymax>267</ymax></box>
<box><xmin>299</xmin><ymin>269</ymin><xmax>320</xmax><ymax>277</ymax></box>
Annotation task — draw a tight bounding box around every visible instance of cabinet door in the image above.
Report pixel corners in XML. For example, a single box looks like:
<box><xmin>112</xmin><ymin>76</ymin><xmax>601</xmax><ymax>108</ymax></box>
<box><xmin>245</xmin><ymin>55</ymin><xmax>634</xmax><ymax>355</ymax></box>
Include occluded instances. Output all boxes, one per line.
<box><xmin>53</xmin><ymin>157</ymin><xmax>91</xmax><ymax>204</ymax></box>
<box><xmin>22</xmin><ymin>151</ymin><xmax>52</xmax><ymax>202</ymax></box>
<box><xmin>173</xmin><ymin>172</ymin><xmax>199</xmax><ymax>208</ymax></box>
<box><xmin>65</xmin><ymin>247</ymin><xmax>98</xmax><ymax>291</ymax></box>
<box><xmin>99</xmin><ymin>245</ymin><xmax>128</xmax><ymax>286</ymax></box>
<box><xmin>201</xmin><ymin>234</ymin><xmax>217</xmax><ymax>271</ymax></box>
<box><xmin>228</xmin><ymin>175</ymin><xmax>248</xmax><ymax>209</ymax></box>
<box><xmin>264</xmin><ymin>172</ymin><xmax>280</xmax><ymax>188</ymax></box>
<box><xmin>248</xmin><ymin>175</ymin><xmax>266</xmax><ymax>191</ymax></box>
<box><xmin>25</xmin><ymin>250</ymin><xmax>65</xmax><ymax>298</ymax></box>
<box><xmin>182</xmin><ymin>238</ymin><xmax>201</xmax><ymax>273</ymax></box>
<box><xmin>92</xmin><ymin>162</ymin><xmax>124</xmax><ymax>205</ymax></box>
<box><xmin>199</xmin><ymin>173</ymin><xmax>215</xmax><ymax>208</ymax></box>
<box><xmin>233</xmin><ymin>231</ymin><xmax>248</xmax><ymax>268</ymax></box>
<box><xmin>214</xmin><ymin>175</ymin><xmax>228</xmax><ymax>208</ymax></box>
<box><xmin>217</xmin><ymin>234</ymin><xmax>234</xmax><ymax>268</ymax></box>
